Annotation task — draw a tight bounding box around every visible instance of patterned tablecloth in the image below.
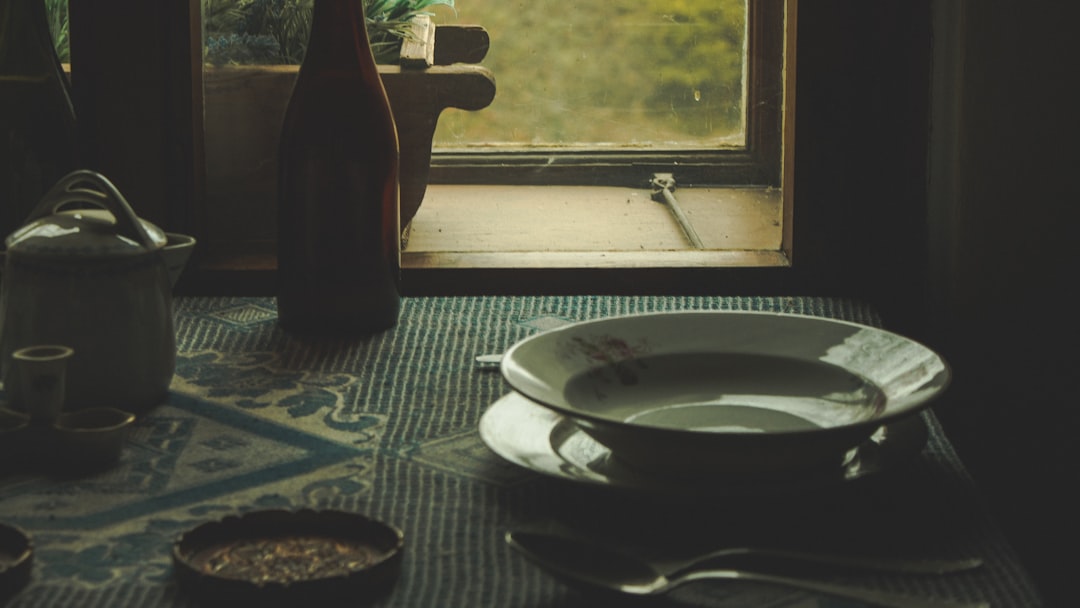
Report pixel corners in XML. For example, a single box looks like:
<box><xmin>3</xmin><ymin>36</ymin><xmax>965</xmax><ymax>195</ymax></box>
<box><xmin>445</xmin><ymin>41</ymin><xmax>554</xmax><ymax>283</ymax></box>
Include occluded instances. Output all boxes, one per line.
<box><xmin>0</xmin><ymin>296</ymin><xmax>1044</xmax><ymax>607</ymax></box>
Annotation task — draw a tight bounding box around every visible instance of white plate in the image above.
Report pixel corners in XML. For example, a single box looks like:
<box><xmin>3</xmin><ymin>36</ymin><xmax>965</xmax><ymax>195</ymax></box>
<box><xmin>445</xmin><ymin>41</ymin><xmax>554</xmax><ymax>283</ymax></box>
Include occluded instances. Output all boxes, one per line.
<box><xmin>500</xmin><ymin>311</ymin><xmax>949</xmax><ymax>476</ymax></box>
<box><xmin>478</xmin><ymin>392</ymin><xmax>928</xmax><ymax>497</ymax></box>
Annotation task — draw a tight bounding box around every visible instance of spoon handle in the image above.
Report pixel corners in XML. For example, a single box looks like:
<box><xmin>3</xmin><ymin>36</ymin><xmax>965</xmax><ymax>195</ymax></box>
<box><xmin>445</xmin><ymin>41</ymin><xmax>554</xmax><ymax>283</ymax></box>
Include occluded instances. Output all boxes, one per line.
<box><xmin>669</xmin><ymin>547</ymin><xmax>983</xmax><ymax>576</ymax></box>
<box><xmin>673</xmin><ymin>569</ymin><xmax>989</xmax><ymax>608</ymax></box>
<box><xmin>474</xmin><ymin>353</ymin><xmax>503</xmax><ymax>368</ymax></box>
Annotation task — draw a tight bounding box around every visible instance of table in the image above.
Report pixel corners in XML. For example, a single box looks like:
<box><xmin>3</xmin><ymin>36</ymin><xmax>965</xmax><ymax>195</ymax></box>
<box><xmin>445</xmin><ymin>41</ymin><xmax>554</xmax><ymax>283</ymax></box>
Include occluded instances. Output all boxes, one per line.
<box><xmin>0</xmin><ymin>296</ymin><xmax>1044</xmax><ymax>607</ymax></box>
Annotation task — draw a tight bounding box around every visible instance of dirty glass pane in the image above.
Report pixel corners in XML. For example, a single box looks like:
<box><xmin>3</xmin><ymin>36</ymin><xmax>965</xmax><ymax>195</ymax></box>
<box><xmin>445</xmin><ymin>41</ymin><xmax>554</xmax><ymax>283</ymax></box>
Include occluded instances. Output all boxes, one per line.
<box><xmin>430</xmin><ymin>0</ymin><xmax>748</xmax><ymax>150</ymax></box>
<box><xmin>199</xmin><ymin>0</ymin><xmax>748</xmax><ymax>151</ymax></box>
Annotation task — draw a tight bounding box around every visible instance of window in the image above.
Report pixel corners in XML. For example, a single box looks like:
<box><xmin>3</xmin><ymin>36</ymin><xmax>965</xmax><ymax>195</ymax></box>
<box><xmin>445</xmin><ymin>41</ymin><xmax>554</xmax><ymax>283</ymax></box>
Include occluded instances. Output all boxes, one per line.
<box><xmin>54</xmin><ymin>1</ymin><xmax>792</xmax><ymax>294</ymax></box>
<box><xmin>189</xmin><ymin>1</ymin><xmax>783</xmax><ymax>185</ymax></box>
<box><xmin>404</xmin><ymin>0</ymin><xmax>791</xmax><ymax>292</ymax></box>
<box><xmin>172</xmin><ymin>0</ymin><xmax>792</xmax><ymax>294</ymax></box>
<box><xmin>428</xmin><ymin>0</ymin><xmax>786</xmax><ymax>188</ymax></box>
<box><xmin>60</xmin><ymin>2</ymin><xmax>935</xmax><ymax>307</ymax></box>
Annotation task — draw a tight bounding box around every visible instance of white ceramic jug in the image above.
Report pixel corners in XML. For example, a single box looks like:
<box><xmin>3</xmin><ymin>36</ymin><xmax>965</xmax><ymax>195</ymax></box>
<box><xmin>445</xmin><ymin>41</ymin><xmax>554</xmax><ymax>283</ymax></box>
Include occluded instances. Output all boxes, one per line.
<box><xmin>0</xmin><ymin>170</ymin><xmax>195</xmax><ymax>413</ymax></box>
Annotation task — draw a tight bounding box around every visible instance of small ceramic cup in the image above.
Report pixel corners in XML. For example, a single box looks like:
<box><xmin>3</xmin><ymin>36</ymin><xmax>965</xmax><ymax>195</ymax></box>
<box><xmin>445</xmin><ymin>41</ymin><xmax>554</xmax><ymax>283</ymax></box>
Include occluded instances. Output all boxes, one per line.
<box><xmin>12</xmin><ymin>345</ymin><xmax>74</xmax><ymax>426</ymax></box>
<box><xmin>52</xmin><ymin>407</ymin><xmax>135</xmax><ymax>472</ymax></box>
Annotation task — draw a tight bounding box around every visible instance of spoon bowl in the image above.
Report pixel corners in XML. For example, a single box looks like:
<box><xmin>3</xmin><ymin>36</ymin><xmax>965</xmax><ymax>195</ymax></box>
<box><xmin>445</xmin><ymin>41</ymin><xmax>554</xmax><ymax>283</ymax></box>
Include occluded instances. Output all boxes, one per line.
<box><xmin>505</xmin><ymin>531</ymin><xmax>988</xmax><ymax>608</ymax></box>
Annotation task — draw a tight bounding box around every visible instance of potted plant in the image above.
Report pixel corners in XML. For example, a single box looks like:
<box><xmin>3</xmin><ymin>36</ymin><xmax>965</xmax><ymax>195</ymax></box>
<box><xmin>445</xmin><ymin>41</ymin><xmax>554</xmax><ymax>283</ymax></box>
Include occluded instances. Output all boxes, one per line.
<box><xmin>200</xmin><ymin>0</ymin><xmax>495</xmax><ymax>248</ymax></box>
<box><xmin>203</xmin><ymin>0</ymin><xmax>455</xmax><ymax>65</ymax></box>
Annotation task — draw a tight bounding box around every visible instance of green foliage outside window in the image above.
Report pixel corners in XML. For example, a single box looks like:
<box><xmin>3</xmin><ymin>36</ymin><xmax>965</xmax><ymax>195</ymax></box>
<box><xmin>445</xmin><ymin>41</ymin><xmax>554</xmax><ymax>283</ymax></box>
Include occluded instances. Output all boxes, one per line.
<box><xmin>643</xmin><ymin>0</ymin><xmax>745</xmax><ymax>137</ymax></box>
<box><xmin>431</xmin><ymin>0</ymin><xmax>748</xmax><ymax>145</ymax></box>
<box><xmin>42</xmin><ymin>0</ymin><xmax>454</xmax><ymax>66</ymax></box>
<box><xmin>203</xmin><ymin>0</ymin><xmax>455</xmax><ymax>65</ymax></box>
<box><xmin>44</xmin><ymin>0</ymin><xmax>68</xmax><ymax>62</ymax></box>
<box><xmin>44</xmin><ymin>0</ymin><xmax>749</xmax><ymax>142</ymax></box>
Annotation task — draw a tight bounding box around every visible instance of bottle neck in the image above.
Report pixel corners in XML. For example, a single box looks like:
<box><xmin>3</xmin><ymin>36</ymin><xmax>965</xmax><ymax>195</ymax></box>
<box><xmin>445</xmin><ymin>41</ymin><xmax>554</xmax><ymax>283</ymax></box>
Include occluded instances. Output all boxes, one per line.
<box><xmin>303</xmin><ymin>0</ymin><xmax>378</xmax><ymax>72</ymax></box>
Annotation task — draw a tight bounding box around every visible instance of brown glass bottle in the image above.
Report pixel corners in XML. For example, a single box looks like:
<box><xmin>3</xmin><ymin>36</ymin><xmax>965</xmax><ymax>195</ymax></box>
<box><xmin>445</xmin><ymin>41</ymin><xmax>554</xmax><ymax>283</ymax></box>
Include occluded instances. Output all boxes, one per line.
<box><xmin>276</xmin><ymin>0</ymin><xmax>401</xmax><ymax>335</ymax></box>
<box><xmin>0</xmin><ymin>0</ymin><xmax>79</xmax><ymax>241</ymax></box>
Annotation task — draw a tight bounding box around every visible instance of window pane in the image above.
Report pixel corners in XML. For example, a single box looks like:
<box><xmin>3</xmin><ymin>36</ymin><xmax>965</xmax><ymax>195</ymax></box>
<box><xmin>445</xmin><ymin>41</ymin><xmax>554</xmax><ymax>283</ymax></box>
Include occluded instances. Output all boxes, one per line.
<box><xmin>198</xmin><ymin>1</ymin><xmax>751</xmax><ymax>154</ymax></box>
<box><xmin>431</xmin><ymin>0</ymin><xmax>748</xmax><ymax>150</ymax></box>
<box><xmin>45</xmin><ymin>0</ymin><xmax>69</xmax><ymax>62</ymax></box>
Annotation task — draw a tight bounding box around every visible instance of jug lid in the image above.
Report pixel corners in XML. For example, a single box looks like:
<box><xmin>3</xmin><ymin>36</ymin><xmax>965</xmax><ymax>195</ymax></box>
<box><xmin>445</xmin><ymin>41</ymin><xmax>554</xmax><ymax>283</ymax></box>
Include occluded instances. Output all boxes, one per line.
<box><xmin>5</xmin><ymin>209</ymin><xmax>168</xmax><ymax>258</ymax></box>
<box><xmin>3</xmin><ymin>171</ymin><xmax>167</xmax><ymax>259</ymax></box>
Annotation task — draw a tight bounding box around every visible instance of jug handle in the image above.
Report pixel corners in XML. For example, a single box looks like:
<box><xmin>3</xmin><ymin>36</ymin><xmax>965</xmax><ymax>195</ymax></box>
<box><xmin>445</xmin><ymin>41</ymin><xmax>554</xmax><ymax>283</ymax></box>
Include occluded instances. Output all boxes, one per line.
<box><xmin>25</xmin><ymin>170</ymin><xmax>157</xmax><ymax>251</ymax></box>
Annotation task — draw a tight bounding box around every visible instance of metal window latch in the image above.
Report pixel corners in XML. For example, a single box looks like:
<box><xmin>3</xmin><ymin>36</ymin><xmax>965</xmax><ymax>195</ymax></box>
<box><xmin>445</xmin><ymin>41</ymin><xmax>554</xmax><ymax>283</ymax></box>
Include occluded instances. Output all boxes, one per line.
<box><xmin>650</xmin><ymin>173</ymin><xmax>704</xmax><ymax>249</ymax></box>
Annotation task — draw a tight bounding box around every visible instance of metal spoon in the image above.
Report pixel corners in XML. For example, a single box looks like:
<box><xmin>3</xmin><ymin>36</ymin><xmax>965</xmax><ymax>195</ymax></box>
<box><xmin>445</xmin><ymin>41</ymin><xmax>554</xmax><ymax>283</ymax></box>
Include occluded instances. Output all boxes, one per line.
<box><xmin>643</xmin><ymin>541</ymin><xmax>982</xmax><ymax>577</ymax></box>
<box><xmin>511</xmin><ymin>530</ymin><xmax>982</xmax><ymax>577</ymax></box>
<box><xmin>506</xmin><ymin>531</ymin><xmax>989</xmax><ymax>608</ymax></box>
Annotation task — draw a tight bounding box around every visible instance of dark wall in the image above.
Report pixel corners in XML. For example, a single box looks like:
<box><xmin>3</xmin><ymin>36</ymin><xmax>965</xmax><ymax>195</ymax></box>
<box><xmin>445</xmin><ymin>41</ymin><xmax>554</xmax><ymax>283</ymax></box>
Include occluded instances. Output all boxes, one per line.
<box><xmin>791</xmin><ymin>2</ymin><xmax>933</xmax><ymax>336</ymax></box>
<box><xmin>795</xmin><ymin>2</ymin><xmax>1077</xmax><ymax>603</ymax></box>
<box><xmin>927</xmin><ymin>3</ymin><xmax>1079</xmax><ymax>605</ymax></box>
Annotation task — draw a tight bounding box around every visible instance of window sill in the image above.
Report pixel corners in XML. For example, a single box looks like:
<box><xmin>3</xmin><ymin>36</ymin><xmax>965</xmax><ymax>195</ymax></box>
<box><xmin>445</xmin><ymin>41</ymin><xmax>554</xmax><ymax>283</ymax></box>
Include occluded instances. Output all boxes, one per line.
<box><xmin>399</xmin><ymin>184</ymin><xmax>789</xmax><ymax>294</ymax></box>
<box><xmin>405</xmin><ymin>184</ymin><xmax>785</xmax><ymax>265</ymax></box>
<box><xmin>183</xmin><ymin>184</ymin><xmax>789</xmax><ymax>296</ymax></box>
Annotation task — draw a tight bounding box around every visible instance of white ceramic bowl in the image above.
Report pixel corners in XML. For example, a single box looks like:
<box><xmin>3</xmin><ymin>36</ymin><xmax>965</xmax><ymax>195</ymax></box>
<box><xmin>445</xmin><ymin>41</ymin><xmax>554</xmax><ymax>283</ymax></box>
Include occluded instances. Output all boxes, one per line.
<box><xmin>500</xmin><ymin>311</ymin><xmax>950</xmax><ymax>477</ymax></box>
